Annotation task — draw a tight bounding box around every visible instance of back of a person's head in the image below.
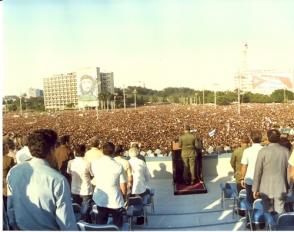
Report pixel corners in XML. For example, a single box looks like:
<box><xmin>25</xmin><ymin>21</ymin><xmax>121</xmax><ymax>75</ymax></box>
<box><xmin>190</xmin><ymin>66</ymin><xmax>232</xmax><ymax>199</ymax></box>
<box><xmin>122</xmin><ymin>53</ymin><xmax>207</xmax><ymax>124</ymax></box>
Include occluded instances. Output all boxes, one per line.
<box><xmin>90</xmin><ymin>135</ymin><xmax>100</xmax><ymax>148</ymax></box>
<box><xmin>250</xmin><ymin>130</ymin><xmax>262</xmax><ymax>143</ymax></box>
<box><xmin>279</xmin><ymin>137</ymin><xmax>292</xmax><ymax>152</ymax></box>
<box><xmin>74</xmin><ymin>144</ymin><xmax>86</xmax><ymax>157</ymax></box>
<box><xmin>267</xmin><ymin>129</ymin><xmax>281</xmax><ymax>143</ymax></box>
<box><xmin>241</xmin><ymin>136</ymin><xmax>250</xmax><ymax>145</ymax></box>
<box><xmin>60</xmin><ymin>135</ymin><xmax>70</xmax><ymax>145</ymax></box>
<box><xmin>7</xmin><ymin>139</ymin><xmax>15</xmax><ymax>151</ymax></box>
<box><xmin>28</xmin><ymin>129</ymin><xmax>58</xmax><ymax>159</ymax></box>
<box><xmin>102</xmin><ymin>142</ymin><xmax>115</xmax><ymax>156</ymax></box>
<box><xmin>129</xmin><ymin>147</ymin><xmax>139</xmax><ymax>157</ymax></box>
<box><xmin>114</xmin><ymin>145</ymin><xmax>124</xmax><ymax>156</ymax></box>
<box><xmin>184</xmin><ymin>125</ymin><xmax>190</xmax><ymax>131</ymax></box>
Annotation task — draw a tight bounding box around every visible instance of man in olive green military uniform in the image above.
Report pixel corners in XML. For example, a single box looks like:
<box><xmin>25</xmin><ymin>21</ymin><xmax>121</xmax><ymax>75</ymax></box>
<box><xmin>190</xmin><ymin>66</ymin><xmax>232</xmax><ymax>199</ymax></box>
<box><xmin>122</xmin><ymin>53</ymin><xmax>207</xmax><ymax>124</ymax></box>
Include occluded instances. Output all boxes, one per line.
<box><xmin>179</xmin><ymin>125</ymin><xmax>197</xmax><ymax>185</ymax></box>
<box><xmin>230</xmin><ymin>136</ymin><xmax>249</xmax><ymax>193</ymax></box>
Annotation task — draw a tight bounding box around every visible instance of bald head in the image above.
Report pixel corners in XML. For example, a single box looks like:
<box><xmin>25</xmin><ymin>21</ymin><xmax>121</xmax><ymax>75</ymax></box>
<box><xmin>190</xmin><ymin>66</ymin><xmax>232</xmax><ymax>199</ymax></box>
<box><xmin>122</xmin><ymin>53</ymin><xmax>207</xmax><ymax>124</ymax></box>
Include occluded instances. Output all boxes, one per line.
<box><xmin>90</xmin><ymin>135</ymin><xmax>100</xmax><ymax>148</ymax></box>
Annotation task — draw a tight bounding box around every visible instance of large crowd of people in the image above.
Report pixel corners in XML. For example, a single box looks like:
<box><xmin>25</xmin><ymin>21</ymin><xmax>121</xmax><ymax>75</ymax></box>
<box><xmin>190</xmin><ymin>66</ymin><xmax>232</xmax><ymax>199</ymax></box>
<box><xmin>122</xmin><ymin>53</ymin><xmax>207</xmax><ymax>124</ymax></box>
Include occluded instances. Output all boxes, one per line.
<box><xmin>3</xmin><ymin>103</ymin><xmax>294</xmax><ymax>230</ymax></box>
<box><xmin>3</xmin><ymin>104</ymin><xmax>294</xmax><ymax>154</ymax></box>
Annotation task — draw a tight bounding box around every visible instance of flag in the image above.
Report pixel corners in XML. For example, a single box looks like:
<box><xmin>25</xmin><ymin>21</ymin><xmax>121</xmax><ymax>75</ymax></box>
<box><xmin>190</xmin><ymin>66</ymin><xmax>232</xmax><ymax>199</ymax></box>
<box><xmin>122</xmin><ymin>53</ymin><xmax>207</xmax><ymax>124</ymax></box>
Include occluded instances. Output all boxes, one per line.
<box><xmin>208</xmin><ymin>129</ymin><xmax>216</xmax><ymax>137</ymax></box>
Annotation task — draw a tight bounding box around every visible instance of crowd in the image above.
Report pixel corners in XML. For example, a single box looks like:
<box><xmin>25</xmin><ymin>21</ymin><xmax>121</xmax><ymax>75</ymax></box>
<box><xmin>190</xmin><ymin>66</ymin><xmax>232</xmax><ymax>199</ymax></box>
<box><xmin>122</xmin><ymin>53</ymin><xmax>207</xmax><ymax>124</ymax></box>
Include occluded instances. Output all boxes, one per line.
<box><xmin>3</xmin><ymin>104</ymin><xmax>294</xmax><ymax>155</ymax></box>
<box><xmin>2</xmin><ymin>103</ymin><xmax>294</xmax><ymax>230</ymax></box>
<box><xmin>3</xmin><ymin>130</ymin><xmax>152</xmax><ymax>230</ymax></box>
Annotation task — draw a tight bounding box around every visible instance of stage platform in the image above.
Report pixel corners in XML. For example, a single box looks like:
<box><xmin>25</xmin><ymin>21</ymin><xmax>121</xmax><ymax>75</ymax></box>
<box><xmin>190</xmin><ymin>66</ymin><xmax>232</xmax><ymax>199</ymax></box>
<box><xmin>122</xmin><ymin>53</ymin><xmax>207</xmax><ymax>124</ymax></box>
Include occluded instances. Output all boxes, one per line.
<box><xmin>174</xmin><ymin>181</ymin><xmax>208</xmax><ymax>195</ymax></box>
<box><xmin>134</xmin><ymin>153</ymin><xmax>252</xmax><ymax>230</ymax></box>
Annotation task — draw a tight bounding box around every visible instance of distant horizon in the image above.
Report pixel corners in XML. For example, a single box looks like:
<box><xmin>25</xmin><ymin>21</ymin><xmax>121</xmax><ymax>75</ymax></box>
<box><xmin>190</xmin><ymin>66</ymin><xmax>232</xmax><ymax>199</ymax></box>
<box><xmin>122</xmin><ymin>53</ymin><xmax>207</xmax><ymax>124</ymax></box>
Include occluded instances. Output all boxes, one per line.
<box><xmin>3</xmin><ymin>0</ymin><xmax>294</xmax><ymax>95</ymax></box>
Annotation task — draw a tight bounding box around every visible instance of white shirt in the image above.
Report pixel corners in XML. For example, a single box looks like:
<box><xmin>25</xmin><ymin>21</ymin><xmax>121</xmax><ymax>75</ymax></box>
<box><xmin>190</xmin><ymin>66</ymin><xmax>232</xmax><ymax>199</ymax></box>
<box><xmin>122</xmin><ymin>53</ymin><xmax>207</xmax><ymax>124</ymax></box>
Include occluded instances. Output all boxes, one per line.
<box><xmin>241</xmin><ymin>143</ymin><xmax>263</xmax><ymax>185</ymax></box>
<box><xmin>91</xmin><ymin>155</ymin><xmax>127</xmax><ymax>209</ymax></box>
<box><xmin>84</xmin><ymin>147</ymin><xmax>103</xmax><ymax>164</ymax></box>
<box><xmin>114</xmin><ymin>156</ymin><xmax>132</xmax><ymax>178</ymax></box>
<box><xmin>16</xmin><ymin>146</ymin><xmax>32</xmax><ymax>164</ymax></box>
<box><xmin>129</xmin><ymin>156</ymin><xmax>150</xmax><ymax>195</ymax></box>
<box><xmin>67</xmin><ymin>157</ymin><xmax>93</xmax><ymax>196</ymax></box>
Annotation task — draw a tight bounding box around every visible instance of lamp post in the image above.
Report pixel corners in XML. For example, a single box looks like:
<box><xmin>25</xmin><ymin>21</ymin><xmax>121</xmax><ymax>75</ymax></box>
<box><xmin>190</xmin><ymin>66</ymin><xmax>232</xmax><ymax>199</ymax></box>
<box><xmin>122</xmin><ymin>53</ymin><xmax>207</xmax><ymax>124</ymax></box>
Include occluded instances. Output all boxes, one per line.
<box><xmin>238</xmin><ymin>69</ymin><xmax>241</xmax><ymax>115</ymax></box>
<box><xmin>213</xmin><ymin>83</ymin><xmax>218</xmax><ymax>109</ymax></box>
<box><xmin>19</xmin><ymin>94</ymin><xmax>23</xmax><ymax>116</ymax></box>
<box><xmin>123</xmin><ymin>86</ymin><xmax>126</xmax><ymax>112</ymax></box>
<box><xmin>195</xmin><ymin>92</ymin><xmax>198</xmax><ymax>105</ymax></box>
<box><xmin>113</xmin><ymin>93</ymin><xmax>117</xmax><ymax>109</ymax></box>
<box><xmin>133</xmin><ymin>89</ymin><xmax>137</xmax><ymax>109</ymax></box>
<box><xmin>96</xmin><ymin>80</ymin><xmax>101</xmax><ymax>120</ymax></box>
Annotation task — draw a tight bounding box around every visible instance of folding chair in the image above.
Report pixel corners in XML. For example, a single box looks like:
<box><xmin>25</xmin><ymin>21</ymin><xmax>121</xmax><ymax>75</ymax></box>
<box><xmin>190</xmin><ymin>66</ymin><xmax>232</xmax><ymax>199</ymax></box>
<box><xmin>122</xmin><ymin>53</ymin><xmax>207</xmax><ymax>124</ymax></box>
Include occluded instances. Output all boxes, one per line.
<box><xmin>73</xmin><ymin>203</ymin><xmax>82</xmax><ymax>221</ymax></box>
<box><xmin>276</xmin><ymin>212</ymin><xmax>294</xmax><ymax>230</ymax></box>
<box><xmin>77</xmin><ymin>220</ymin><xmax>119</xmax><ymax>231</ymax></box>
<box><xmin>126</xmin><ymin>196</ymin><xmax>146</xmax><ymax>230</ymax></box>
<box><xmin>143</xmin><ymin>188</ymin><xmax>155</xmax><ymax>213</ymax></box>
<box><xmin>220</xmin><ymin>182</ymin><xmax>238</xmax><ymax>212</ymax></box>
<box><xmin>250</xmin><ymin>199</ymin><xmax>266</xmax><ymax>230</ymax></box>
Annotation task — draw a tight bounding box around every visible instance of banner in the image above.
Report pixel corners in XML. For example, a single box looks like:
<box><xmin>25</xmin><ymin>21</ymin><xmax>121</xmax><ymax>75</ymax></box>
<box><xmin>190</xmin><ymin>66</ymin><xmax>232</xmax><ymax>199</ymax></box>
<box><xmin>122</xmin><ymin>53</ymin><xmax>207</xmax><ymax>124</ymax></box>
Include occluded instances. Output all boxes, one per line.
<box><xmin>252</xmin><ymin>71</ymin><xmax>294</xmax><ymax>91</ymax></box>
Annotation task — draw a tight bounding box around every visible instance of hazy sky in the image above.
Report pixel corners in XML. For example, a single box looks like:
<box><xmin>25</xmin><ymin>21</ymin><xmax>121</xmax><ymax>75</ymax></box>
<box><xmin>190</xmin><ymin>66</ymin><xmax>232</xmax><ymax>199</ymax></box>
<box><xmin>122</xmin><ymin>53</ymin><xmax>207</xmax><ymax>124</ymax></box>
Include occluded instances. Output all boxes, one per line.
<box><xmin>2</xmin><ymin>0</ymin><xmax>294</xmax><ymax>95</ymax></box>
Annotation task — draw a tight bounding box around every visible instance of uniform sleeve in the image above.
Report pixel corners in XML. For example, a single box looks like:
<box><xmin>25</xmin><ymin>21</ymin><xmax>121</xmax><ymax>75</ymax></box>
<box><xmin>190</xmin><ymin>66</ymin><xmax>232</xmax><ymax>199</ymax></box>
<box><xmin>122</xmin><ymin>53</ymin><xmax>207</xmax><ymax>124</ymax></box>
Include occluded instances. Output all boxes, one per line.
<box><xmin>179</xmin><ymin>136</ymin><xmax>182</xmax><ymax>148</ymax></box>
<box><xmin>54</xmin><ymin>178</ymin><xmax>78</xmax><ymax>230</ymax></box>
<box><xmin>230</xmin><ymin>151</ymin><xmax>236</xmax><ymax>171</ymax></box>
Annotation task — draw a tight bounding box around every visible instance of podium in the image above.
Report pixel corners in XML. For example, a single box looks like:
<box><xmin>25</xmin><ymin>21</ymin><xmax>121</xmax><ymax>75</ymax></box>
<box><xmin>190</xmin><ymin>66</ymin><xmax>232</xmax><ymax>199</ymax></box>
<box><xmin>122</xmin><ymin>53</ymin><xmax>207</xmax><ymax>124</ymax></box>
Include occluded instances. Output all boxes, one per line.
<box><xmin>171</xmin><ymin>141</ymin><xmax>208</xmax><ymax>195</ymax></box>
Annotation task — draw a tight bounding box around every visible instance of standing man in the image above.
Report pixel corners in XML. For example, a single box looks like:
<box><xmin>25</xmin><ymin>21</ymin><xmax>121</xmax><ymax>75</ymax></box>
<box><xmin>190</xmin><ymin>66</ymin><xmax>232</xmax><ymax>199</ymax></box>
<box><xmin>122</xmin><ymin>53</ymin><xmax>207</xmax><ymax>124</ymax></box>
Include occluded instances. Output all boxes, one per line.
<box><xmin>240</xmin><ymin>130</ymin><xmax>263</xmax><ymax>204</ymax></box>
<box><xmin>253</xmin><ymin>129</ymin><xmax>290</xmax><ymax>214</ymax></box>
<box><xmin>84</xmin><ymin>135</ymin><xmax>103</xmax><ymax>164</ymax></box>
<box><xmin>7</xmin><ymin>129</ymin><xmax>77</xmax><ymax>230</ymax></box>
<box><xmin>179</xmin><ymin>125</ymin><xmax>197</xmax><ymax>185</ymax></box>
<box><xmin>230</xmin><ymin>136</ymin><xmax>250</xmax><ymax>193</ymax></box>
<box><xmin>91</xmin><ymin>142</ymin><xmax>127</xmax><ymax>228</ymax></box>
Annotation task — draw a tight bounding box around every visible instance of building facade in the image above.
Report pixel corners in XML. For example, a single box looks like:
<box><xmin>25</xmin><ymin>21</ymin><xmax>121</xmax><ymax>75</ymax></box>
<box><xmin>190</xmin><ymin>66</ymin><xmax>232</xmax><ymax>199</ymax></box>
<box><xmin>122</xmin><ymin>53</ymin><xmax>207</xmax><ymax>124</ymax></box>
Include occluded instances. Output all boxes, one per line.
<box><xmin>100</xmin><ymin>72</ymin><xmax>114</xmax><ymax>94</ymax></box>
<box><xmin>43</xmin><ymin>73</ymin><xmax>78</xmax><ymax>110</ymax></box>
<box><xmin>26</xmin><ymin>88</ymin><xmax>43</xmax><ymax>98</ymax></box>
<box><xmin>43</xmin><ymin>67</ymin><xmax>114</xmax><ymax>110</ymax></box>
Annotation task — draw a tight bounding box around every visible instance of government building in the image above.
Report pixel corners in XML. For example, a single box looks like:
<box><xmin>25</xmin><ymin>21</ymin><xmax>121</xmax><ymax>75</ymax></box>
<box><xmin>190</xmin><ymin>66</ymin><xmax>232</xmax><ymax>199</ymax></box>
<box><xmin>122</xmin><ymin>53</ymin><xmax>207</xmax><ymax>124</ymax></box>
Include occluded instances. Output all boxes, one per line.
<box><xmin>43</xmin><ymin>67</ymin><xmax>114</xmax><ymax>110</ymax></box>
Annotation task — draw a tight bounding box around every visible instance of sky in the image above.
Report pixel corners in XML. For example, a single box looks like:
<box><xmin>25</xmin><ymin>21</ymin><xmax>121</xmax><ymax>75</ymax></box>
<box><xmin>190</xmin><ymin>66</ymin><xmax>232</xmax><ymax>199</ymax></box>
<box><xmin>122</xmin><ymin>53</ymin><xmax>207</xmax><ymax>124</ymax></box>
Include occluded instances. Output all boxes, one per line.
<box><xmin>2</xmin><ymin>0</ymin><xmax>294</xmax><ymax>95</ymax></box>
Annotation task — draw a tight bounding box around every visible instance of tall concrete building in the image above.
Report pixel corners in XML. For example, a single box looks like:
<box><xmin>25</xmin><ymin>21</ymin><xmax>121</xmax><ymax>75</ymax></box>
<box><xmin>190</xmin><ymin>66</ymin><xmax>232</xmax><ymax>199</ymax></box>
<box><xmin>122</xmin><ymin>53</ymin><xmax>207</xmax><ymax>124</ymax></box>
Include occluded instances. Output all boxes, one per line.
<box><xmin>43</xmin><ymin>73</ymin><xmax>78</xmax><ymax>110</ymax></box>
<box><xmin>26</xmin><ymin>88</ymin><xmax>43</xmax><ymax>98</ymax></box>
<box><xmin>43</xmin><ymin>67</ymin><xmax>115</xmax><ymax>110</ymax></box>
<box><xmin>100</xmin><ymin>72</ymin><xmax>114</xmax><ymax>94</ymax></box>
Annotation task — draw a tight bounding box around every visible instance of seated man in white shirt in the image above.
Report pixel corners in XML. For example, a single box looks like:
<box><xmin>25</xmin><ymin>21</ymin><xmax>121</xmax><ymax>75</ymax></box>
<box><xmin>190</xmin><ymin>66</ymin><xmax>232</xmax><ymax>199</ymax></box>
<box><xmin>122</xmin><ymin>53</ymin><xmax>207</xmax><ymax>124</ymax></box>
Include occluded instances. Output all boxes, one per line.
<box><xmin>15</xmin><ymin>135</ymin><xmax>32</xmax><ymax>164</ymax></box>
<box><xmin>128</xmin><ymin>147</ymin><xmax>151</xmax><ymax>198</ymax></box>
<box><xmin>91</xmin><ymin>142</ymin><xmax>127</xmax><ymax>228</ymax></box>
